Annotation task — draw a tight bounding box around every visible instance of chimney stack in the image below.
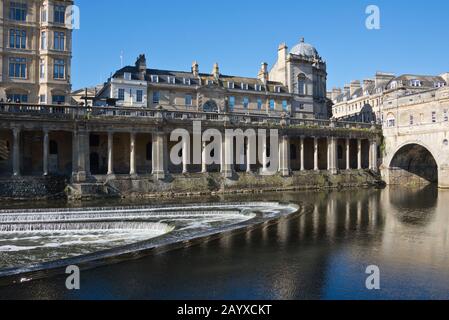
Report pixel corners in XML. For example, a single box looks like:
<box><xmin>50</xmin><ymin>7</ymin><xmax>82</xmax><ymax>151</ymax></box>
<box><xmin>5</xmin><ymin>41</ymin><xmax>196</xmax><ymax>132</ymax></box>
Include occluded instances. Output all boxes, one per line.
<box><xmin>135</xmin><ymin>54</ymin><xmax>147</xmax><ymax>80</ymax></box>
<box><xmin>331</xmin><ymin>87</ymin><xmax>342</xmax><ymax>101</ymax></box>
<box><xmin>212</xmin><ymin>63</ymin><xmax>220</xmax><ymax>79</ymax></box>
<box><xmin>191</xmin><ymin>61</ymin><xmax>199</xmax><ymax>77</ymax></box>
<box><xmin>258</xmin><ymin>62</ymin><xmax>269</xmax><ymax>83</ymax></box>
<box><xmin>349</xmin><ymin>80</ymin><xmax>361</xmax><ymax>97</ymax></box>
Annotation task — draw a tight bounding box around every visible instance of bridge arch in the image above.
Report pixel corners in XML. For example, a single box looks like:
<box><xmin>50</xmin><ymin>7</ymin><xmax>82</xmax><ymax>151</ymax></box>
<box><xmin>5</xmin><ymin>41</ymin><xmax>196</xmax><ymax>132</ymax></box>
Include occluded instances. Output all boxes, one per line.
<box><xmin>388</xmin><ymin>142</ymin><xmax>439</xmax><ymax>185</ymax></box>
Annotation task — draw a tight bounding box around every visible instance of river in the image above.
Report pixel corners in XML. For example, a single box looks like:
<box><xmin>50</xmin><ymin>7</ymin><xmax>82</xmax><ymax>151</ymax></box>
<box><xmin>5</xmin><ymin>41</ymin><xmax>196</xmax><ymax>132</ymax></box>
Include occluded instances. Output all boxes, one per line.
<box><xmin>1</xmin><ymin>186</ymin><xmax>448</xmax><ymax>300</ymax></box>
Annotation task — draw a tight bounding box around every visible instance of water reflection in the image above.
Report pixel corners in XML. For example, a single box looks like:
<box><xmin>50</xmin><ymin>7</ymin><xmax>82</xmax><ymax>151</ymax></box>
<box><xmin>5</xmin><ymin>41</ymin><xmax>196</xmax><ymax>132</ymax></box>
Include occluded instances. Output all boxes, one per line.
<box><xmin>1</xmin><ymin>186</ymin><xmax>449</xmax><ymax>300</ymax></box>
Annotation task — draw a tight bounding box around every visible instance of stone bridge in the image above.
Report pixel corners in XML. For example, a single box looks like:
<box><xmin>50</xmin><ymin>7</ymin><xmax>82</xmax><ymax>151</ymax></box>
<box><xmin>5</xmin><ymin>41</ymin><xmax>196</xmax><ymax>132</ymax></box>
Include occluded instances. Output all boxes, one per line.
<box><xmin>381</xmin><ymin>106</ymin><xmax>449</xmax><ymax>189</ymax></box>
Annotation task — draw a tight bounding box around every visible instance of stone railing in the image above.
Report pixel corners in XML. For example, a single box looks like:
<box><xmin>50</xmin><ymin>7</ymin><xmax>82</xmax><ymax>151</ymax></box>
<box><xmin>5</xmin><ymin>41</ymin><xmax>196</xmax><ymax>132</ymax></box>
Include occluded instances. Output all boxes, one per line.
<box><xmin>0</xmin><ymin>103</ymin><xmax>380</xmax><ymax>130</ymax></box>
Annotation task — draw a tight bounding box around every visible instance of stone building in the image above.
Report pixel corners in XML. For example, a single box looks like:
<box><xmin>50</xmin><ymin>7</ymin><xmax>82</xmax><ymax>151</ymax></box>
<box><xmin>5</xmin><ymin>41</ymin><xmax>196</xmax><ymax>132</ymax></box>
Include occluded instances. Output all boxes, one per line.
<box><xmin>0</xmin><ymin>0</ymin><xmax>73</xmax><ymax>104</ymax></box>
<box><xmin>331</xmin><ymin>73</ymin><xmax>448</xmax><ymax>124</ymax></box>
<box><xmin>95</xmin><ymin>38</ymin><xmax>328</xmax><ymax>120</ymax></box>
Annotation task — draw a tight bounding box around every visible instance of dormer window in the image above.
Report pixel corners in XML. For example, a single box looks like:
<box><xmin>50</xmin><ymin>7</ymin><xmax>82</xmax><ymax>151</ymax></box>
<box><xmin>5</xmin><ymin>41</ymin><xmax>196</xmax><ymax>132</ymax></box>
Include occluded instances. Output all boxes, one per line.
<box><xmin>435</xmin><ymin>82</ymin><xmax>445</xmax><ymax>88</ymax></box>
<box><xmin>274</xmin><ymin>86</ymin><xmax>281</xmax><ymax>93</ymax></box>
<box><xmin>207</xmin><ymin>80</ymin><xmax>214</xmax><ymax>86</ymax></box>
<box><xmin>151</xmin><ymin>75</ymin><xmax>159</xmax><ymax>83</ymax></box>
<box><xmin>410</xmin><ymin>79</ymin><xmax>422</xmax><ymax>87</ymax></box>
<box><xmin>228</xmin><ymin>82</ymin><xmax>234</xmax><ymax>89</ymax></box>
<box><xmin>255</xmin><ymin>84</ymin><xmax>262</xmax><ymax>91</ymax></box>
<box><xmin>167</xmin><ymin>76</ymin><xmax>176</xmax><ymax>84</ymax></box>
<box><xmin>124</xmin><ymin>72</ymin><xmax>131</xmax><ymax>81</ymax></box>
<box><xmin>390</xmin><ymin>81</ymin><xmax>397</xmax><ymax>89</ymax></box>
<box><xmin>183</xmin><ymin>78</ymin><xmax>191</xmax><ymax>85</ymax></box>
<box><xmin>241</xmin><ymin>83</ymin><xmax>249</xmax><ymax>90</ymax></box>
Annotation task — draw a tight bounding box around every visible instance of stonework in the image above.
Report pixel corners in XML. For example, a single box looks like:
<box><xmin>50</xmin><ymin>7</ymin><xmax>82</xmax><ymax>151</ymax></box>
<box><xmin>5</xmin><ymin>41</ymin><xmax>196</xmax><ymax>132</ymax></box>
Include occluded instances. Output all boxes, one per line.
<box><xmin>0</xmin><ymin>0</ymin><xmax>73</xmax><ymax>104</ymax></box>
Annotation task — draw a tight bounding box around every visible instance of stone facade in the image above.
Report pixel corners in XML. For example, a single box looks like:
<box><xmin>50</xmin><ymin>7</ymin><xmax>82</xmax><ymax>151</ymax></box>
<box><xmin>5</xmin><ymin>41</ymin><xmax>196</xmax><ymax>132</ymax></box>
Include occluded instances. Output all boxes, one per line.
<box><xmin>0</xmin><ymin>0</ymin><xmax>73</xmax><ymax>104</ymax></box>
<box><xmin>94</xmin><ymin>38</ymin><xmax>328</xmax><ymax>120</ymax></box>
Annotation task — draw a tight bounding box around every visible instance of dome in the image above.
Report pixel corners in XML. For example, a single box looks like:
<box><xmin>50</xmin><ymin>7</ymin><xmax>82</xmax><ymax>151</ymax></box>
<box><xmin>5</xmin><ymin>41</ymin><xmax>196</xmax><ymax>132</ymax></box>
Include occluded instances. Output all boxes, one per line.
<box><xmin>290</xmin><ymin>38</ymin><xmax>319</xmax><ymax>58</ymax></box>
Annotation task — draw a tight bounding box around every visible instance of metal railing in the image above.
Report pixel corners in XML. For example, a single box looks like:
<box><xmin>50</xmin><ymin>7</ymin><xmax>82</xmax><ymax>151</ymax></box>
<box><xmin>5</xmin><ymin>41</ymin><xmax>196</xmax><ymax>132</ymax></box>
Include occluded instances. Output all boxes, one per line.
<box><xmin>0</xmin><ymin>103</ymin><xmax>379</xmax><ymax>130</ymax></box>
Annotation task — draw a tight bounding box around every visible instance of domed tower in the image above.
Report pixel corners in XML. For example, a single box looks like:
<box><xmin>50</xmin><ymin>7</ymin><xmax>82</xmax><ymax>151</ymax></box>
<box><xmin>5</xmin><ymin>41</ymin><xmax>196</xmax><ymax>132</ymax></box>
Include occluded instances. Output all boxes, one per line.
<box><xmin>269</xmin><ymin>37</ymin><xmax>328</xmax><ymax>119</ymax></box>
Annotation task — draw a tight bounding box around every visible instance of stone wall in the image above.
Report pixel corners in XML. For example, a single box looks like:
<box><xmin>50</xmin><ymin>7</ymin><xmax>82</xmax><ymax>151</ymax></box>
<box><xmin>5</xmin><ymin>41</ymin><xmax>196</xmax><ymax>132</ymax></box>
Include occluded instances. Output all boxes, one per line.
<box><xmin>67</xmin><ymin>170</ymin><xmax>384</xmax><ymax>201</ymax></box>
<box><xmin>0</xmin><ymin>177</ymin><xmax>68</xmax><ymax>200</ymax></box>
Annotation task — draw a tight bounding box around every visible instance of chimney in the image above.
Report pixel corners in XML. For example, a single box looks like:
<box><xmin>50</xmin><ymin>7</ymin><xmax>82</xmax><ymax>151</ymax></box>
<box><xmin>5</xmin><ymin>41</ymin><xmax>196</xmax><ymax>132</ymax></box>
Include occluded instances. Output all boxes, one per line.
<box><xmin>192</xmin><ymin>61</ymin><xmax>199</xmax><ymax>77</ymax></box>
<box><xmin>375</xmin><ymin>72</ymin><xmax>395</xmax><ymax>87</ymax></box>
<box><xmin>212</xmin><ymin>63</ymin><xmax>220</xmax><ymax>79</ymax></box>
<box><xmin>349</xmin><ymin>80</ymin><xmax>361</xmax><ymax>97</ymax></box>
<box><xmin>278</xmin><ymin>43</ymin><xmax>288</xmax><ymax>62</ymax></box>
<box><xmin>362</xmin><ymin>79</ymin><xmax>374</xmax><ymax>92</ymax></box>
<box><xmin>331</xmin><ymin>87</ymin><xmax>342</xmax><ymax>101</ymax></box>
<box><xmin>258</xmin><ymin>62</ymin><xmax>269</xmax><ymax>83</ymax></box>
<box><xmin>135</xmin><ymin>54</ymin><xmax>147</xmax><ymax>80</ymax></box>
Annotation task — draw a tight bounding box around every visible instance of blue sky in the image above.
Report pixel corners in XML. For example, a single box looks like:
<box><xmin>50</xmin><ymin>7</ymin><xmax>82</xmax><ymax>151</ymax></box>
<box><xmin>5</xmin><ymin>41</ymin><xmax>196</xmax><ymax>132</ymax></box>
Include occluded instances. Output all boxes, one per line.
<box><xmin>73</xmin><ymin>0</ymin><xmax>449</xmax><ymax>90</ymax></box>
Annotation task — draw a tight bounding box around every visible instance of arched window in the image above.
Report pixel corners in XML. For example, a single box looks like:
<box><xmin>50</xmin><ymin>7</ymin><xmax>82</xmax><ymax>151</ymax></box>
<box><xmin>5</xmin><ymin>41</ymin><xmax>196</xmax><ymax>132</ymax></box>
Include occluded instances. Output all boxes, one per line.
<box><xmin>386</xmin><ymin>113</ymin><xmax>396</xmax><ymax>127</ymax></box>
<box><xmin>49</xmin><ymin>140</ymin><xmax>58</xmax><ymax>155</ymax></box>
<box><xmin>146</xmin><ymin>142</ymin><xmax>152</xmax><ymax>161</ymax></box>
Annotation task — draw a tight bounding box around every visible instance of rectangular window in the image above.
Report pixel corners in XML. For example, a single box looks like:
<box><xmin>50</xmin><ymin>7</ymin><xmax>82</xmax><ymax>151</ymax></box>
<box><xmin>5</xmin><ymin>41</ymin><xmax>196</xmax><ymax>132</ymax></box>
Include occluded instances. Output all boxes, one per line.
<box><xmin>298</xmin><ymin>104</ymin><xmax>305</xmax><ymax>110</ymax></box>
<box><xmin>257</xmin><ymin>99</ymin><xmax>263</xmax><ymax>110</ymax></box>
<box><xmin>444</xmin><ymin>110</ymin><xmax>448</xmax><ymax>122</ymax></box>
<box><xmin>229</xmin><ymin>96</ymin><xmax>235</xmax><ymax>111</ymax></box>
<box><xmin>40</xmin><ymin>95</ymin><xmax>46</xmax><ymax>103</ymax></box>
<box><xmin>282</xmin><ymin>100</ymin><xmax>288</xmax><ymax>111</ymax></box>
<box><xmin>151</xmin><ymin>75</ymin><xmax>159</xmax><ymax>83</ymax></box>
<box><xmin>52</xmin><ymin>95</ymin><xmax>65</xmax><ymax>104</ymax></box>
<box><xmin>41</xmin><ymin>31</ymin><xmax>47</xmax><ymax>49</ymax></box>
<box><xmin>8</xmin><ymin>57</ymin><xmax>26</xmax><ymax>78</ymax></box>
<box><xmin>228</xmin><ymin>82</ymin><xmax>234</xmax><ymax>89</ymax></box>
<box><xmin>53</xmin><ymin>59</ymin><xmax>65</xmax><ymax>79</ymax></box>
<box><xmin>118</xmin><ymin>89</ymin><xmax>125</xmax><ymax>101</ymax></box>
<box><xmin>136</xmin><ymin>90</ymin><xmax>143</xmax><ymax>102</ymax></box>
<box><xmin>241</xmin><ymin>83</ymin><xmax>248</xmax><ymax>90</ymax></box>
<box><xmin>274</xmin><ymin>86</ymin><xmax>281</xmax><ymax>93</ymax></box>
<box><xmin>41</xmin><ymin>8</ymin><xmax>47</xmax><ymax>22</ymax></box>
<box><xmin>54</xmin><ymin>32</ymin><xmax>65</xmax><ymax>51</ymax></box>
<box><xmin>432</xmin><ymin>111</ymin><xmax>437</xmax><ymax>123</ymax></box>
<box><xmin>243</xmin><ymin>97</ymin><xmax>249</xmax><ymax>109</ymax></box>
<box><xmin>9</xmin><ymin>29</ymin><xmax>26</xmax><ymax>49</ymax></box>
<box><xmin>124</xmin><ymin>72</ymin><xmax>131</xmax><ymax>81</ymax></box>
<box><xmin>185</xmin><ymin>95</ymin><xmax>192</xmax><ymax>106</ymax></box>
<box><xmin>9</xmin><ymin>2</ymin><xmax>27</xmax><ymax>21</ymax></box>
<box><xmin>153</xmin><ymin>91</ymin><xmax>160</xmax><ymax>104</ymax></box>
<box><xmin>269</xmin><ymin>99</ymin><xmax>275</xmax><ymax>110</ymax></box>
<box><xmin>183</xmin><ymin>78</ymin><xmax>191</xmax><ymax>85</ymax></box>
<box><xmin>54</xmin><ymin>5</ymin><xmax>65</xmax><ymax>24</ymax></box>
<box><xmin>409</xmin><ymin>115</ymin><xmax>414</xmax><ymax>126</ymax></box>
<box><xmin>40</xmin><ymin>61</ymin><xmax>45</xmax><ymax>79</ymax></box>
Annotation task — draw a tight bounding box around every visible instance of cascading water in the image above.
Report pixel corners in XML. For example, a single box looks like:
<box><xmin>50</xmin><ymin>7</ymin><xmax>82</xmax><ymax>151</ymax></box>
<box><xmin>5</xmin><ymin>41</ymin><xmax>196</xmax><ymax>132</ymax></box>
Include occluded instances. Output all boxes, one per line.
<box><xmin>0</xmin><ymin>202</ymin><xmax>298</xmax><ymax>274</ymax></box>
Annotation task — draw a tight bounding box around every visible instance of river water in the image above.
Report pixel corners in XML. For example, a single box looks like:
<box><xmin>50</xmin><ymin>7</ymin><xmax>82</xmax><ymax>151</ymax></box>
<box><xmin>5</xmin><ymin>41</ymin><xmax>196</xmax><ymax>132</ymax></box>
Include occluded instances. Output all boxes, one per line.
<box><xmin>1</xmin><ymin>186</ymin><xmax>449</xmax><ymax>300</ymax></box>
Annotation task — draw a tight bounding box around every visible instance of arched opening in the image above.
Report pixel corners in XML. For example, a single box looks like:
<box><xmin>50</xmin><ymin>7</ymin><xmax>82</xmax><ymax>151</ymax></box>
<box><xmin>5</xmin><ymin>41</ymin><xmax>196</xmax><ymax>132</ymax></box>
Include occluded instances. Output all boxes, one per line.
<box><xmin>203</xmin><ymin>100</ymin><xmax>218</xmax><ymax>113</ymax></box>
<box><xmin>390</xmin><ymin>144</ymin><xmax>438</xmax><ymax>185</ymax></box>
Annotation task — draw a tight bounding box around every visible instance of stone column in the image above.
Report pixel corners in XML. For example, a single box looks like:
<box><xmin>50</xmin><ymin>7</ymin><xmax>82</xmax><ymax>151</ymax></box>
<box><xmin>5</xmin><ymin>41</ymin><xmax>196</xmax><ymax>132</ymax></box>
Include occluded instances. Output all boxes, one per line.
<box><xmin>182</xmin><ymin>136</ymin><xmax>189</xmax><ymax>174</ymax></box>
<box><xmin>201</xmin><ymin>141</ymin><xmax>207</xmax><ymax>173</ymax></box>
<box><xmin>314</xmin><ymin>137</ymin><xmax>319</xmax><ymax>171</ymax></box>
<box><xmin>12</xmin><ymin>128</ymin><xmax>20</xmax><ymax>177</ymax></box>
<box><xmin>329</xmin><ymin>137</ymin><xmax>338</xmax><ymax>175</ymax></box>
<box><xmin>357</xmin><ymin>139</ymin><xmax>362</xmax><ymax>170</ymax></box>
<box><xmin>75</xmin><ymin>131</ymin><xmax>89</xmax><ymax>182</ymax></box>
<box><xmin>246</xmin><ymin>140</ymin><xmax>252</xmax><ymax>173</ymax></box>
<box><xmin>43</xmin><ymin>129</ymin><xmax>49</xmax><ymax>176</ymax></box>
<box><xmin>152</xmin><ymin>132</ymin><xmax>166</xmax><ymax>180</ymax></box>
<box><xmin>72</xmin><ymin>131</ymin><xmax>78</xmax><ymax>178</ymax></box>
<box><xmin>221</xmin><ymin>133</ymin><xmax>233</xmax><ymax>178</ymax></box>
<box><xmin>130</xmin><ymin>132</ymin><xmax>136</xmax><ymax>176</ymax></box>
<box><xmin>261</xmin><ymin>136</ymin><xmax>269</xmax><ymax>174</ymax></box>
<box><xmin>346</xmin><ymin>138</ymin><xmax>350</xmax><ymax>170</ymax></box>
<box><xmin>370</xmin><ymin>139</ymin><xmax>378</xmax><ymax>172</ymax></box>
<box><xmin>279</xmin><ymin>135</ymin><xmax>290</xmax><ymax>177</ymax></box>
<box><xmin>107</xmin><ymin>132</ymin><xmax>114</xmax><ymax>176</ymax></box>
<box><xmin>300</xmin><ymin>136</ymin><xmax>305</xmax><ymax>171</ymax></box>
